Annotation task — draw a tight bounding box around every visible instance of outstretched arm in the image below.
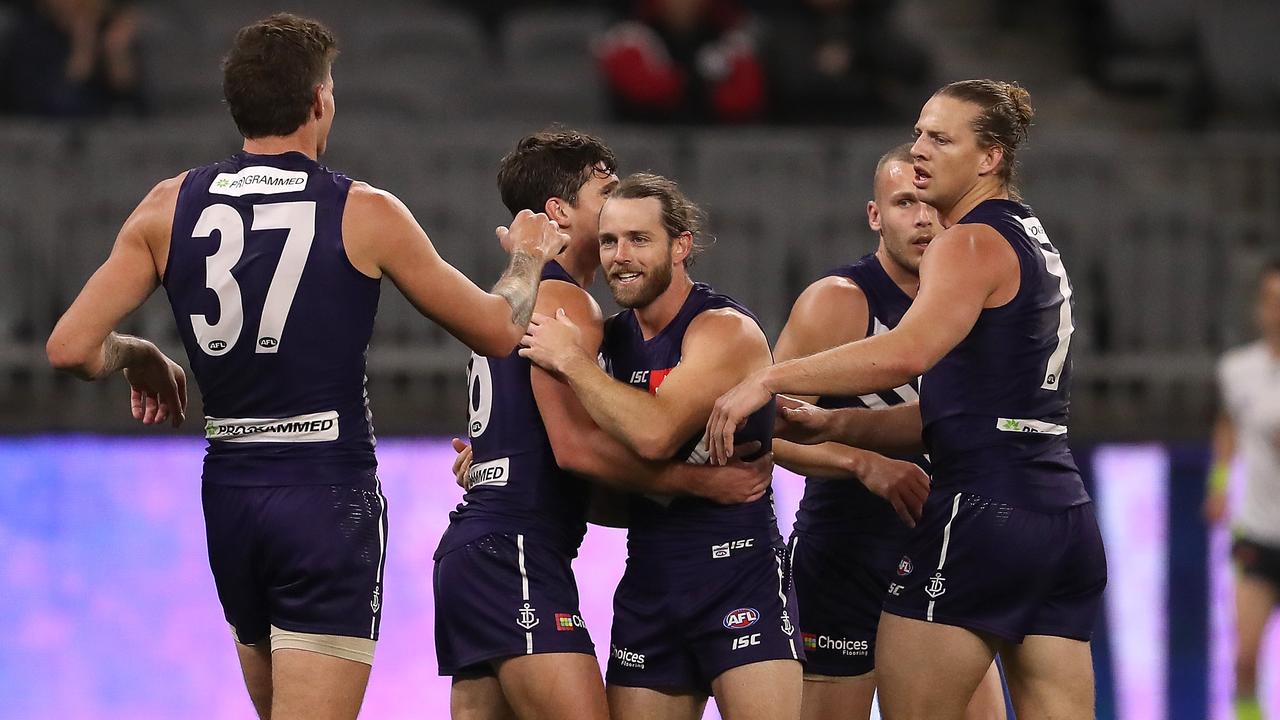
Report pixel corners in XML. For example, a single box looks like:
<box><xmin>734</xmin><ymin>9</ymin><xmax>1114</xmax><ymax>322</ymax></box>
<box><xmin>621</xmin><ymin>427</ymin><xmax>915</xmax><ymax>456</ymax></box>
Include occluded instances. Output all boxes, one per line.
<box><xmin>344</xmin><ymin>183</ymin><xmax>569</xmax><ymax>357</ymax></box>
<box><xmin>707</xmin><ymin>225</ymin><xmax>1017</xmax><ymax>464</ymax></box>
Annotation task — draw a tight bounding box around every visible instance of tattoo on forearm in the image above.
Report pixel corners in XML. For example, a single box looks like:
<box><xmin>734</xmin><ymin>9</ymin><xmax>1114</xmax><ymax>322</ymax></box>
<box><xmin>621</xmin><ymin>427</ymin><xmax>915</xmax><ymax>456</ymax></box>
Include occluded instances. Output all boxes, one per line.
<box><xmin>492</xmin><ymin>251</ymin><xmax>540</xmax><ymax>327</ymax></box>
<box><xmin>99</xmin><ymin>333</ymin><xmax>127</xmax><ymax>378</ymax></box>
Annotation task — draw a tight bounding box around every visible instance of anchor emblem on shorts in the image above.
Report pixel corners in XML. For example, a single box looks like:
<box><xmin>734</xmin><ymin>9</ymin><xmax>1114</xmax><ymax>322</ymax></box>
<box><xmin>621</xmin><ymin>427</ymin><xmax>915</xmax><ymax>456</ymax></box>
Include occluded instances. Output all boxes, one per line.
<box><xmin>780</xmin><ymin>610</ymin><xmax>795</xmax><ymax>637</ymax></box>
<box><xmin>370</xmin><ymin>586</ymin><xmax>381</xmax><ymax>613</ymax></box>
<box><xmin>925</xmin><ymin>572</ymin><xmax>947</xmax><ymax>599</ymax></box>
<box><xmin>516</xmin><ymin>602</ymin><xmax>540</xmax><ymax>630</ymax></box>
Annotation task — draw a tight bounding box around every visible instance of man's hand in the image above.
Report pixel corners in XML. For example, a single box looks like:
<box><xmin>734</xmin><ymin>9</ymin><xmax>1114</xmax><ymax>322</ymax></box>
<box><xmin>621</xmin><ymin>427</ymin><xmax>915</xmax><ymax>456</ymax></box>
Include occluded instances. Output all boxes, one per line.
<box><xmin>775</xmin><ymin>395</ymin><xmax>838</xmax><ymax>445</ymax></box>
<box><xmin>707</xmin><ymin>369</ymin><xmax>773</xmax><ymax>465</ymax></box>
<box><xmin>124</xmin><ymin>343</ymin><xmax>187</xmax><ymax>427</ymax></box>
<box><xmin>496</xmin><ymin>209</ymin><xmax>570</xmax><ymax>262</ymax></box>
<box><xmin>451</xmin><ymin>437</ymin><xmax>474</xmax><ymax>490</ymax></box>
<box><xmin>519</xmin><ymin>309</ymin><xmax>586</xmax><ymax>375</ymax></box>
<box><xmin>691</xmin><ymin>444</ymin><xmax>774</xmax><ymax>504</ymax></box>
<box><xmin>858</xmin><ymin>453</ymin><xmax>930</xmax><ymax>528</ymax></box>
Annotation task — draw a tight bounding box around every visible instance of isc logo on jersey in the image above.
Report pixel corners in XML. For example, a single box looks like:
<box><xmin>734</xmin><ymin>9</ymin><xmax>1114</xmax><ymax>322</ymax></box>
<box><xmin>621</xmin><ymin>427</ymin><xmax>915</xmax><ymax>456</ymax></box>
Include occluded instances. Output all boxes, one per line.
<box><xmin>723</xmin><ymin>607</ymin><xmax>760</xmax><ymax>630</ymax></box>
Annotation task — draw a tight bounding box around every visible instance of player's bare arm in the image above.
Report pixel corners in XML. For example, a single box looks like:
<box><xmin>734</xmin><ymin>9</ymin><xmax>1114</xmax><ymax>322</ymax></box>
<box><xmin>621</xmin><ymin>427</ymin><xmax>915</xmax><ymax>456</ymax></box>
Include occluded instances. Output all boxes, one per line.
<box><xmin>531</xmin><ymin>281</ymin><xmax>770</xmax><ymax>504</ymax></box>
<box><xmin>342</xmin><ymin>182</ymin><xmax>568</xmax><ymax>357</ymax></box>
<box><xmin>771</xmin><ymin>274</ymin><xmax>928</xmax><ymax>525</ymax></box>
<box><xmin>707</xmin><ymin>223</ymin><xmax>1018</xmax><ymax>464</ymax></box>
<box><xmin>47</xmin><ymin>174</ymin><xmax>189</xmax><ymax>427</ymax></box>
<box><xmin>777</xmin><ymin>398</ymin><xmax>926</xmax><ymax>454</ymax></box>
<box><xmin>522</xmin><ymin>306</ymin><xmax>772</xmax><ymax>461</ymax></box>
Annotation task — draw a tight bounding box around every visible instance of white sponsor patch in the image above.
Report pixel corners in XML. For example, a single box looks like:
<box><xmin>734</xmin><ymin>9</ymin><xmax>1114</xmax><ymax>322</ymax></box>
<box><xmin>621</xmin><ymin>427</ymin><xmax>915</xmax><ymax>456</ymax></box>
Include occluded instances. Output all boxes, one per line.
<box><xmin>467</xmin><ymin>457</ymin><xmax>510</xmax><ymax>488</ymax></box>
<box><xmin>995</xmin><ymin>417</ymin><xmax>1068</xmax><ymax>435</ymax></box>
<box><xmin>209</xmin><ymin>166</ymin><xmax>309</xmax><ymax>197</ymax></box>
<box><xmin>205</xmin><ymin>410</ymin><xmax>339</xmax><ymax>442</ymax></box>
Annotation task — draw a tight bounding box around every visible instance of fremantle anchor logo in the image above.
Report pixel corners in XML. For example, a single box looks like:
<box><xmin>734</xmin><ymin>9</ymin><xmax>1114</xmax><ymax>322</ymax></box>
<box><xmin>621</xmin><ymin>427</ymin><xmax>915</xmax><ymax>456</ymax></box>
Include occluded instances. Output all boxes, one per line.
<box><xmin>925</xmin><ymin>572</ymin><xmax>947</xmax><ymax>599</ymax></box>
<box><xmin>516</xmin><ymin>602</ymin><xmax>540</xmax><ymax>630</ymax></box>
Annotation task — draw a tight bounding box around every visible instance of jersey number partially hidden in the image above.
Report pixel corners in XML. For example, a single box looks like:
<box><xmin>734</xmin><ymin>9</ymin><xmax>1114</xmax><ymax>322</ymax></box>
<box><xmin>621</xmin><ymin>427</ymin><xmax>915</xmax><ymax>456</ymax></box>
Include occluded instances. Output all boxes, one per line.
<box><xmin>467</xmin><ymin>353</ymin><xmax>493</xmax><ymax>438</ymax></box>
<box><xmin>1018</xmin><ymin>216</ymin><xmax>1074</xmax><ymax>391</ymax></box>
<box><xmin>190</xmin><ymin>201</ymin><xmax>316</xmax><ymax>356</ymax></box>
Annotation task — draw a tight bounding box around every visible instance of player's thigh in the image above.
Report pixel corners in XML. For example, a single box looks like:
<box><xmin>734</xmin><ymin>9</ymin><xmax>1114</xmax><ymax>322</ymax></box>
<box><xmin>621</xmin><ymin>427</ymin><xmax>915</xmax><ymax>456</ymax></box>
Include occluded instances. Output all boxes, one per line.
<box><xmin>875</xmin><ymin>611</ymin><xmax>997</xmax><ymax>720</ymax></box>
<box><xmin>800</xmin><ymin>673</ymin><xmax>877</xmax><ymax>720</ymax></box>
<box><xmin>1234</xmin><ymin>572</ymin><xmax>1279</xmax><ymax>658</ymax></box>
<box><xmin>962</xmin><ymin>660</ymin><xmax>1008</xmax><ymax>720</ymax></box>
<box><xmin>269</xmin><ymin>647</ymin><xmax>371</xmax><ymax>720</ymax></box>
<box><xmin>1000</xmin><ymin>634</ymin><xmax>1093</xmax><ymax>720</ymax></box>
<box><xmin>234</xmin><ymin>639</ymin><xmax>273</xmax><ymax>720</ymax></box>
<box><xmin>451</xmin><ymin>674</ymin><xmax>518</xmax><ymax>720</ymax></box>
<box><xmin>711</xmin><ymin>659</ymin><xmax>803</xmax><ymax>720</ymax></box>
<box><xmin>606</xmin><ymin>684</ymin><xmax>707</xmax><ymax>720</ymax></box>
<box><xmin>494</xmin><ymin>652</ymin><xmax>609</xmax><ymax>720</ymax></box>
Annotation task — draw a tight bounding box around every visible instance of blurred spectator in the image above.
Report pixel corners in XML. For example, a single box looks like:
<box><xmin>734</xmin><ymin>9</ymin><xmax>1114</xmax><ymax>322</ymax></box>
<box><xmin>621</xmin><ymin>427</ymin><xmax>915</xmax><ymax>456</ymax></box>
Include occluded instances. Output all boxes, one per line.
<box><xmin>760</xmin><ymin>0</ymin><xmax>930</xmax><ymax>125</ymax></box>
<box><xmin>595</xmin><ymin>0</ymin><xmax>766</xmax><ymax>124</ymax></box>
<box><xmin>0</xmin><ymin>0</ymin><xmax>145</xmax><ymax>117</ymax></box>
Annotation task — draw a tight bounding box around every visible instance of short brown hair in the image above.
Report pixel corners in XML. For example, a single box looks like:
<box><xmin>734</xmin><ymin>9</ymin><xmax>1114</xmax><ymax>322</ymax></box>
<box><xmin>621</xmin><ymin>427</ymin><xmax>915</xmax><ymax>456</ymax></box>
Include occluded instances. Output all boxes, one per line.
<box><xmin>935</xmin><ymin>79</ymin><xmax>1035</xmax><ymax>191</ymax></box>
<box><xmin>611</xmin><ymin>173</ymin><xmax>709</xmax><ymax>267</ymax></box>
<box><xmin>873</xmin><ymin>142</ymin><xmax>915</xmax><ymax>194</ymax></box>
<box><xmin>497</xmin><ymin>129</ymin><xmax>618</xmax><ymax>216</ymax></box>
<box><xmin>223</xmin><ymin>13</ymin><xmax>337</xmax><ymax>139</ymax></box>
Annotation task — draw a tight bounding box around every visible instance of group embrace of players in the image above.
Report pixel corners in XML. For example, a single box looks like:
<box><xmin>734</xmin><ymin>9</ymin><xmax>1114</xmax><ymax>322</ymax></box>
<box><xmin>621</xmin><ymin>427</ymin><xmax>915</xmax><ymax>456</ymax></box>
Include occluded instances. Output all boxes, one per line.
<box><xmin>47</xmin><ymin>12</ymin><xmax>1108</xmax><ymax>720</ymax></box>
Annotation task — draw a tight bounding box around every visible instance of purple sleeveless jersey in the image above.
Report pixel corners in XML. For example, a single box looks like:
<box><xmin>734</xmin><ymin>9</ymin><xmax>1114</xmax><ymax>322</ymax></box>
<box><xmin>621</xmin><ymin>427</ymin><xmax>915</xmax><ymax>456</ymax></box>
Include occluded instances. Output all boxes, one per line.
<box><xmin>435</xmin><ymin>261</ymin><xmax>591</xmax><ymax>559</ymax></box>
<box><xmin>164</xmin><ymin>151</ymin><xmax>379</xmax><ymax>487</ymax></box>
<box><xmin>920</xmin><ymin>199</ymin><xmax>1089</xmax><ymax>510</ymax></box>
<box><xmin>602</xmin><ymin>282</ymin><xmax>782</xmax><ymax>557</ymax></box>
<box><xmin>792</xmin><ymin>254</ymin><xmax>928</xmax><ymax>546</ymax></box>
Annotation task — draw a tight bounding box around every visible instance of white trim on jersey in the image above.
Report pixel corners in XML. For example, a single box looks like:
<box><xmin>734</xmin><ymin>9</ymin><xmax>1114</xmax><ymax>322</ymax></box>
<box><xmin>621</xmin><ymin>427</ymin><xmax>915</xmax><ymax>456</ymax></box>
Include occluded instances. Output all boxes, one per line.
<box><xmin>858</xmin><ymin>318</ymin><xmax>919</xmax><ymax>407</ymax></box>
<box><xmin>927</xmin><ymin>493</ymin><xmax>964</xmax><ymax>623</ymax></box>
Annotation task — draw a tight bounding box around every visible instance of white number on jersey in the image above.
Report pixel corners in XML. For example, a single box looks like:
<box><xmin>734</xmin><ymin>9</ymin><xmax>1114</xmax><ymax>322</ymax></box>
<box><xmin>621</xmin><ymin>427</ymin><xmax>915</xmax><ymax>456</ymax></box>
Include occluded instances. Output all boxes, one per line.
<box><xmin>1018</xmin><ymin>216</ymin><xmax>1074</xmax><ymax>391</ymax></box>
<box><xmin>467</xmin><ymin>353</ymin><xmax>494</xmax><ymax>438</ymax></box>
<box><xmin>190</xmin><ymin>201</ymin><xmax>317</xmax><ymax>356</ymax></box>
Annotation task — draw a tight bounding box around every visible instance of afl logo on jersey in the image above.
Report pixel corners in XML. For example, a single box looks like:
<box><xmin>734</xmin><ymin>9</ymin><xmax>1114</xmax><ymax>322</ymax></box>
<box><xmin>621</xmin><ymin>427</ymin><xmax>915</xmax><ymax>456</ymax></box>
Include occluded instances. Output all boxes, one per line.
<box><xmin>897</xmin><ymin>556</ymin><xmax>913</xmax><ymax>576</ymax></box>
<box><xmin>258</xmin><ymin>337</ymin><xmax>278</xmax><ymax>349</ymax></box>
<box><xmin>723</xmin><ymin>608</ymin><xmax>760</xmax><ymax>630</ymax></box>
<box><xmin>208</xmin><ymin>340</ymin><xmax>227</xmax><ymax>352</ymax></box>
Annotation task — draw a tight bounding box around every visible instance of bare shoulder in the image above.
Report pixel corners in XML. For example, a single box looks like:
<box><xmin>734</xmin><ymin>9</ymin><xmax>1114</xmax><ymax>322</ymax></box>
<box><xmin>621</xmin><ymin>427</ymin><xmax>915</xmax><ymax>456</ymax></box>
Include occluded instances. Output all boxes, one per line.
<box><xmin>688</xmin><ymin>307</ymin><xmax>769</xmax><ymax>353</ymax></box>
<box><xmin>345</xmin><ymin>180</ymin><xmax>412</xmax><ymax>220</ymax></box>
<box><xmin>930</xmin><ymin>222</ymin><xmax>1007</xmax><ymax>254</ymax></box>
<box><xmin>342</xmin><ymin>181</ymin><xmax>424</xmax><ymax>279</ymax></box>
<box><xmin>793</xmin><ymin>275</ymin><xmax>866</xmax><ymax>324</ymax></box>
<box><xmin>537</xmin><ymin>278</ymin><xmax>603</xmax><ymax>326</ymax></box>
<box><xmin>132</xmin><ymin>171</ymin><xmax>187</xmax><ymax>227</ymax></box>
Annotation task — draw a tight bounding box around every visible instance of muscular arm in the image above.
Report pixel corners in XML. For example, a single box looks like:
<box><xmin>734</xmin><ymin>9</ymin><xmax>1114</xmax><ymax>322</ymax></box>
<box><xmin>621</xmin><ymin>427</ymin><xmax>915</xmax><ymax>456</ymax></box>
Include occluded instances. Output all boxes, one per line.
<box><xmin>47</xmin><ymin>175</ymin><xmax>179</xmax><ymax>377</ymax></box>
<box><xmin>343</xmin><ymin>183</ymin><xmax>561</xmax><ymax>357</ymax></box>
<box><xmin>761</xmin><ymin>225</ymin><xmax>1017</xmax><ymax>398</ymax></box>
<box><xmin>533</xmin><ymin>282</ymin><xmax>768</xmax><ymax>503</ymax></box>
<box><xmin>527</xmin><ymin>307</ymin><xmax>773</xmax><ymax>461</ymax></box>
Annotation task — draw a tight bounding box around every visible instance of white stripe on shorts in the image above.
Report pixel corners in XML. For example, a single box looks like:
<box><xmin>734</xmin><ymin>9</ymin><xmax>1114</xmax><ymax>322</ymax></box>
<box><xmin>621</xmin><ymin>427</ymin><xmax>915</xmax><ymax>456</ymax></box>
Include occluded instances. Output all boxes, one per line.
<box><xmin>774</xmin><ymin>550</ymin><xmax>798</xmax><ymax>660</ymax></box>
<box><xmin>927</xmin><ymin>493</ymin><xmax>964</xmax><ymax>623</ymax></box>
<box><xmin>370</xmin><ymin>475</ymin><xmax>388</xmax><ymax>639</ymax></box>
<box><xmin>517</xmin><ymin>533</ymin><xmax>533</xmax><ymax>654</ymax></box>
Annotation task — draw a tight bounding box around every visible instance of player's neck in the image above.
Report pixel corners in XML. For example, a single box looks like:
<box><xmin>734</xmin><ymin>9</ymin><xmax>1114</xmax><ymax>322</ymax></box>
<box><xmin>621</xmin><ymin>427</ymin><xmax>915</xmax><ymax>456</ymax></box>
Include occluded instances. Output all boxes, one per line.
<box><xmin>242</xmin><ymin>132</ymin><xmax>319</xmax><ymax>161</ymax></box>
<box><xmin>559</xmin><ymin>247</ymin><xmax>598</xmax><ymax>289</ymax></box>
<box><xmin>939</xmin><ymin>178</ymin><xmax>1007</xmax><ymax>227</ymax></box>
<box><xmin>874</xmin><ymin>246</ymin><xmax>920</xmax><ymax>299</ymax></box>
<box><xmin>635</xmin><ymin>273</ymin><xmax>694</xmax><ymax>340</ymax></box>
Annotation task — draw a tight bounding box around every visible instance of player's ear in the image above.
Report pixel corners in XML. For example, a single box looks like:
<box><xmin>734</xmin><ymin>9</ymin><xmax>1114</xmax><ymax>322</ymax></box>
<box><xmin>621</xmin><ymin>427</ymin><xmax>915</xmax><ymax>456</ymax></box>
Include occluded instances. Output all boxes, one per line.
<box><xmin>312</xmin><ymin>84</ymin><xmax>325</xmax><ymax>120</ymax></box>
<box><xmin>867</xmin><ymin>200</ymin><xmax>881</xmax><ymax>233</ymax></box>
<box><xmin>978</xmin><ymin>143</ymin><xmax>1003</xmax><ymax>178</ymax></box>
<box><xmin>671</xmin><ymin>231</ymin><xmax>692</xmax><ymax>264</ymax></box>
<box><xmin>545</xmin><ymin>197</ymin><xmax>571</xmax><ymax>227</ymax></box>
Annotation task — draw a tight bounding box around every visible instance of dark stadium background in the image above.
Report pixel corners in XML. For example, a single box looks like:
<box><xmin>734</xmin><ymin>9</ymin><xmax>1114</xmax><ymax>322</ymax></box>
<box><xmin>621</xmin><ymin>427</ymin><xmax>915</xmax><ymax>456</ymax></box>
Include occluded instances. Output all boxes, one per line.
<box><xmin>1</xmin><ymin>0</ymin><xmax>1276</xmax><ymax>717</ymax></box>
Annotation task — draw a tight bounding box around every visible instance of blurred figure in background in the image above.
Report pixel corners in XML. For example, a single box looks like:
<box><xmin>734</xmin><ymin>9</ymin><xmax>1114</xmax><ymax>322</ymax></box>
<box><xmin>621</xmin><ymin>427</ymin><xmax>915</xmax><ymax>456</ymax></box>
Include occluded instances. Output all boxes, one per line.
<box><xmin>1205</xmin><ymin>258</ymin><xmax>1280</xmax><ymax>720</ymax></box>
<box><xmin>758</xmin><ymin>0</ymin><xmax>930</xmax><ymax>125</ymax></box>
<box><xmin>0</xmin><ymin>0</ymin><xmax>145</xmax><ymax>117</ymax></box>
<box><xmin>595</xmin><ymin>0</ymin><xmax>766</xmax><ymax>124</ymax></box>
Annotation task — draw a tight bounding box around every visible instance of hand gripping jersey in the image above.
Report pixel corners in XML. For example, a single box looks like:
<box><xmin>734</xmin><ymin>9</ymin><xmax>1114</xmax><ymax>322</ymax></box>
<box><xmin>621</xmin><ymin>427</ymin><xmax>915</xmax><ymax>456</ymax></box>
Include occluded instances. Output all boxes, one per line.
<box><xmin>602</xmin><ymin>282</ymin><xmax>781</xmax><ymax>557</ymax></box>
<box><xmin>165</xmin><ymin>151</ymin><xmax>379</xmax><ymax>486</ymax></box>
<box><xmin>791</xmin><ymin>254</ymin><xmax>929</xmax><ymax>545</ymax></box>
<box><xmin>435</xmin><ymin>261</ymin><xmax>591</xmax><ymax>559</ymax></box>
<box><xmin>920</xmin><ymin>199</ymin><xmax>1089</xmax><ymax>510</ymax></box>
